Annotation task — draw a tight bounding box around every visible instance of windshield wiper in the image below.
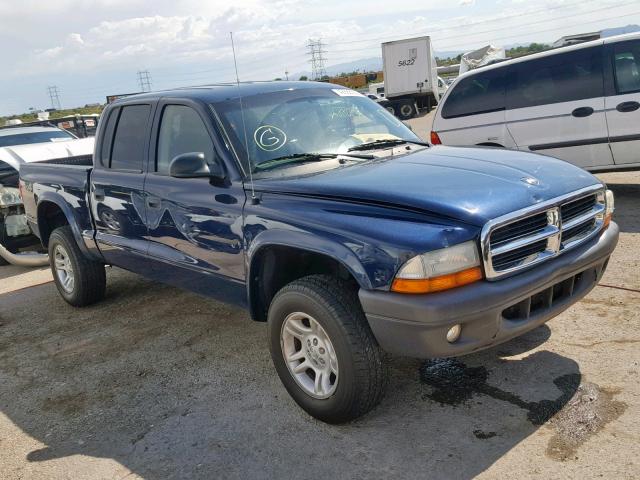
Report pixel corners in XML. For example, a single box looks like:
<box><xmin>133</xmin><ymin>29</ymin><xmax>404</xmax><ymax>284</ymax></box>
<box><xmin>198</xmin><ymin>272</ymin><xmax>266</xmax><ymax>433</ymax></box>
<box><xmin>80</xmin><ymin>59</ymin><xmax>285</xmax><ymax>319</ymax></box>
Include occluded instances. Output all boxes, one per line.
<box><xmin>347</xmin><ymin>139</ymin><xmax>430</xmax><ymax>152</ymax></box>
<box><xmin>254</xmin><ymin>152</ymin><xmax>373</xmax><ymax>172</ymax></box>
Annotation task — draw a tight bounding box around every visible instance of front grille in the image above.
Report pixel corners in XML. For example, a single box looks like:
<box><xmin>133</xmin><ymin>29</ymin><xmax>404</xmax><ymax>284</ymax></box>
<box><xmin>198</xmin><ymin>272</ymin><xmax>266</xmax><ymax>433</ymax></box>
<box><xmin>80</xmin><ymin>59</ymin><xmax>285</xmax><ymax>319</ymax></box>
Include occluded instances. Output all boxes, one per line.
<box><xmin>561</xmin><ymin>194</ymin><xmax>596</xmax><ymax>224</ymax></box>
<box><xmin>491</xmin><ymin>212</ymin><xmax>548</xmax><ymax>247</ymax></box>
<box><xmin>481</xmin><ymin>186</ymin><xmax>605</xmax><ymax>279</ymax></box>
<box><xmin>562</xmin><ymin>218</ymin><xmax>596</xmax><ymax>247</ymax></box>
<box><xmin>492</xmin><ymin>239</ymin><xmax>548</xmax><ymax>271</ymax></box>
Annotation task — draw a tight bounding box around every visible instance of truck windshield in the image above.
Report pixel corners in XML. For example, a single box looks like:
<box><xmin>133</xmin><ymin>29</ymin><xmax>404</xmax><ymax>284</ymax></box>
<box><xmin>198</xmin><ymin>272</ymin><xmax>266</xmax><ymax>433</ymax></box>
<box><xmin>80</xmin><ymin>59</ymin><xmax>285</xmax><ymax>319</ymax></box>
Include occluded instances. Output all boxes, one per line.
<box><xmin>0</xmin><ymin>130</ymin><xmax>75</xmax><ymax>147</ymax></box>
<box><xmin>211</xmin><ymin>87</ymin><xmax>421</xmax><ymax>173</ymax></box>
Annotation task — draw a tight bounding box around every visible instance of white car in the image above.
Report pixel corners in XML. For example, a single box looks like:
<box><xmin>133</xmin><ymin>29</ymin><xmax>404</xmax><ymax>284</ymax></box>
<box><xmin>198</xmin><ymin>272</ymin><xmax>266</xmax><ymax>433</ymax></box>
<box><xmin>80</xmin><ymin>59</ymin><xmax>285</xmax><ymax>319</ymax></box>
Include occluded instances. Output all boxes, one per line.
<box><xmin>431</xmin><ymin>32</ymin><xmax>640</xmax><ymax>171</ymax></box>
<box><xmin>0</xmin><ymin>126</ymin><xmax>94</xmax><ymax>266</ymax></box>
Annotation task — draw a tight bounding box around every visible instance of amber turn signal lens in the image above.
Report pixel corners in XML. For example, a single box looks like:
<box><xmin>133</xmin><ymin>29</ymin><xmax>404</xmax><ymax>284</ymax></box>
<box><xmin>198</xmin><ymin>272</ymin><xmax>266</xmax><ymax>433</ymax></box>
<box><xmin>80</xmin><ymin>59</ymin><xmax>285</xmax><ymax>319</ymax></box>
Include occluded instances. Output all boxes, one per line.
<box><xmin>391</xmin><ymin>266</ymin><xmax>483</xmax><ymax>294</ymax></box>
<box><xmin>430</xmin><ymin>131</ymin><xmax>442</xmax><ymax>145</ymax></box>
<box><xmin>603</xmin><ymin>214</ymin><xmax>612</xmax><ymax>230</ymax></box>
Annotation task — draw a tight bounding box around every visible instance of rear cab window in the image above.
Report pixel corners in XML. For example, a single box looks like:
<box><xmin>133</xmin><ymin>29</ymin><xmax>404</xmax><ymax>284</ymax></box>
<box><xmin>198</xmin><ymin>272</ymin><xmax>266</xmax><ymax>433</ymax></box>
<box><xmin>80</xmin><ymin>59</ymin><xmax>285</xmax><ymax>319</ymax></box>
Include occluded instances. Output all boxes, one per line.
<box><xmin>106</xmin><ymin>104</ymin><xmax>152</xmax><ymax>172</ymax></box>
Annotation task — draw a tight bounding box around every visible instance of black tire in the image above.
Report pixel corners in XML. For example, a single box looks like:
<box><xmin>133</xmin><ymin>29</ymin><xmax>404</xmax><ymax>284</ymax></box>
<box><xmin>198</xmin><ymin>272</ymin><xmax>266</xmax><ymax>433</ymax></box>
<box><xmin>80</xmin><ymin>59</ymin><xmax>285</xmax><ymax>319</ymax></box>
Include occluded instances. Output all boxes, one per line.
<box><xmin>0</xmin><ymin>255</ymin><xmax>8</xmax><ymax>266</ymax></box>
<box><xmin>398</xmin><ymin>100</ymin><xmax>416</xmax><ymax>120</ymax></box>
<box><xmin>385</xmin><ymin>105</ymin><xmax>396</xmax><ymax>116</ymax></box>
<box><xmin>268</xmin><ymin>274</ymin><xmax>388</xmax><ymax>423</ymax></box>
<box><xmin>48</xmin><ymin>225</ymin><xmax>106</xmax><ymax>306</ymax></box>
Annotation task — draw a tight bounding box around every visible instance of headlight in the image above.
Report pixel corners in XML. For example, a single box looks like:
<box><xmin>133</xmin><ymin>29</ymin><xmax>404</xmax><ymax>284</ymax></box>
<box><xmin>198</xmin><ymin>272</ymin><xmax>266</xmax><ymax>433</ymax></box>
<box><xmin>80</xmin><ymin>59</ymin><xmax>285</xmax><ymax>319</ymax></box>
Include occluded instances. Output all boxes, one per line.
<box><xmin>604</xmin><ymin>189</ymin><xmax>614</xmax><ymax>229</ymax></box>
<box><xmin>0</xmin><ymin>187</ymin><xmax>21</xmax><ymax>207</ymax></box>
<box><xmin>391</xmin><ymin>240</ymin><xmax>483</xmax><ymax>294</ymax></box>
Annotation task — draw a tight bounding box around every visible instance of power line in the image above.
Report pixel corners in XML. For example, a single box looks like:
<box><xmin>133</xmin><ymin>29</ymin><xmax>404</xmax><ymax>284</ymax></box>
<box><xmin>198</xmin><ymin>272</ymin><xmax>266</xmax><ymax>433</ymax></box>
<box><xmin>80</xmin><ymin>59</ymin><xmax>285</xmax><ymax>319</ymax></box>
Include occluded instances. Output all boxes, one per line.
<box><xmin>47</xmin><ymin>86</ymin><xmax>62</xmax><ymax>110</ymax></box>
<box><xmin>326</xmin><ymin>0</ymin><xmax>605</xmax><ymax>47</ymax></box>
<box><xmin>326</xmin><ymin>0</ymin><xmax>639</xmax><ymax>55</ymax></box>
<box><xmin>437</xmin><ymin>8</ymin><xmax>640</xmax><ymax>50</ymax></box>
<box><xmin>307</xmin><ymin>38</ymin><xmax>328</xmax><ymax>80</ymax></box>
<box><xmin>137</xmin><ymin>70</ymin><xmax>152</xmax><ymax>92</ymax></box>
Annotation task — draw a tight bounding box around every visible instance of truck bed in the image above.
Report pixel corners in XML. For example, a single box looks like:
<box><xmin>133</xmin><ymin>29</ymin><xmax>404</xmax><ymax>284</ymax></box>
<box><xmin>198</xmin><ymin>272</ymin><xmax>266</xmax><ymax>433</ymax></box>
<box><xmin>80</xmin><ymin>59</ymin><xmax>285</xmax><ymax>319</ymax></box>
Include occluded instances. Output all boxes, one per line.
<box><xmin>19</xmin><ymin>159</ymin><xmax>94</xmax><ymax>242</ymax></box>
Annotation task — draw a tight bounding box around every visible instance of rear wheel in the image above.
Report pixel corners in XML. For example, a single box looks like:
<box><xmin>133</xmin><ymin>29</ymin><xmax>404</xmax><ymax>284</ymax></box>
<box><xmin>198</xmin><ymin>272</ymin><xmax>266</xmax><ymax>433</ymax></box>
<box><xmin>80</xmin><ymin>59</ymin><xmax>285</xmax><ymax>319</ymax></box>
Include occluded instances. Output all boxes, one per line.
<box><xmin>268</xmin><ymin>275</ymin><xmax>388</xmax><ymax>423</ymax></box>
<box><xmin>48</xmin><ymin>226</ymin><xmax>106</xmax><ymax>306</ymax></box>
<box><xmin>398</xmin><ymin>100</ymin><xmax>417</xmax><ymax>120</ymax></box>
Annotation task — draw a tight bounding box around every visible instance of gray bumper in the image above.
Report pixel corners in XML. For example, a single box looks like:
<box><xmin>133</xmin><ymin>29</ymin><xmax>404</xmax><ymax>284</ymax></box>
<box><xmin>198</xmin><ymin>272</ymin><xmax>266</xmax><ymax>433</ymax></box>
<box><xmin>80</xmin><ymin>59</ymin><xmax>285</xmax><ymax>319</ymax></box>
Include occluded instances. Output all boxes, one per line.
<box><xmin>359</xmin><ymin>223</ymin><xmax>619</xmax><ymax>359</ymax></box>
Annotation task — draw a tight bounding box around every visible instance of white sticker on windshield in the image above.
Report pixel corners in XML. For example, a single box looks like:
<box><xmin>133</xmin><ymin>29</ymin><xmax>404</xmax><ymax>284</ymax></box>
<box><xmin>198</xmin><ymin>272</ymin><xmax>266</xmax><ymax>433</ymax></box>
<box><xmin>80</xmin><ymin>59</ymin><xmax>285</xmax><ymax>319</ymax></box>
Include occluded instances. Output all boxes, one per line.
<box><xmin>332</xmin><ymin>89</ymin><xmax>363</xmax><ymax>97</ymax></box>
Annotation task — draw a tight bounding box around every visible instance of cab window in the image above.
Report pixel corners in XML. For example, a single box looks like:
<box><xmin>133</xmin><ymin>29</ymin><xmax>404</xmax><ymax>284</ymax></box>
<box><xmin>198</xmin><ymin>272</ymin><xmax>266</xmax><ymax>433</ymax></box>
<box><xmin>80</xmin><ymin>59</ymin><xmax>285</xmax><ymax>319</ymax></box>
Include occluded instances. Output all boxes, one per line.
<box><xmin>109</xmin><ymin>105</ymin><xmax>151</xmax><ymax>171</ymax></box>
<box><xmin>156</xmin><ymin>105</ymin><xmax>215</xmax><ymax>175</ymax></box>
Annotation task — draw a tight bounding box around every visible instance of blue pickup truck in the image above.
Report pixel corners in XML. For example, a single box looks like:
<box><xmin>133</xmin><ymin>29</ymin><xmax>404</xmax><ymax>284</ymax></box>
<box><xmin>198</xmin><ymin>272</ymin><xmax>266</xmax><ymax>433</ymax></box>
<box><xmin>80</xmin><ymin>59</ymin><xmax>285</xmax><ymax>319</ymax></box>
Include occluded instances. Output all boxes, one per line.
<box><xmin>20</xmin><ymin>81</ymin><xmax>618</xmax><ymax>423</ymax></box>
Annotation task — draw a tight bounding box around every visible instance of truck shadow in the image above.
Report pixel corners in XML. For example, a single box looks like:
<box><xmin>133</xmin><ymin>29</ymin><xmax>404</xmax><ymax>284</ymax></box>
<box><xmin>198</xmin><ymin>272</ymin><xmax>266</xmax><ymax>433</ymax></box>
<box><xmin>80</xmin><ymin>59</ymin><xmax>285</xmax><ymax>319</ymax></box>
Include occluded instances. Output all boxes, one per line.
<box><xmin>0</xmin><ymin>269</ymin><xmax>609</xmax><ymax>479</ymax></box>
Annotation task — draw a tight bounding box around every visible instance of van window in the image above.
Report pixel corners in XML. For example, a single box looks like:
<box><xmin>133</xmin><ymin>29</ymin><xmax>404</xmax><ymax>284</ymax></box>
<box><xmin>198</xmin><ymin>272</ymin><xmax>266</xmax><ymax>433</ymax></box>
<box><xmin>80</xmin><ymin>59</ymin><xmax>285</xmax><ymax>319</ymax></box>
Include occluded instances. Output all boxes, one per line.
<box><xmin>441</xmin><ymin>69</ymin><xmax>505</xmax><ymax>119</ymax></box>
<box><xmin>110</xmin><ymin>105</ymin><xmax>151</xmax><ymax>171</ymax></box>
<box><xmin>507</xmin><ymin>47</ymin><xmax>603</xmax><ymax>109</ymax></box>
<box><xmin>156</xmin><ymin>105</ymin><xmax>215</xmax><ymax>175</ymax></box>
<box><xmin>613</xmin><ymin>41</ymin><xmax>640</xmax><ymax>94</ymax></box>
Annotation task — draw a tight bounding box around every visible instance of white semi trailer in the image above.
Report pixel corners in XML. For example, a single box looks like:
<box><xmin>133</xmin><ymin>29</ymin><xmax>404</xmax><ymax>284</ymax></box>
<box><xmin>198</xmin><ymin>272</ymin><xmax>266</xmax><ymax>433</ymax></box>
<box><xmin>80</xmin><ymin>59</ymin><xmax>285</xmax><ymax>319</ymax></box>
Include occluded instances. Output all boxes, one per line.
<box><xmin>381</xmin><ymin>36</ymin><xmax>440</xmax><ymax>119</ymax></box>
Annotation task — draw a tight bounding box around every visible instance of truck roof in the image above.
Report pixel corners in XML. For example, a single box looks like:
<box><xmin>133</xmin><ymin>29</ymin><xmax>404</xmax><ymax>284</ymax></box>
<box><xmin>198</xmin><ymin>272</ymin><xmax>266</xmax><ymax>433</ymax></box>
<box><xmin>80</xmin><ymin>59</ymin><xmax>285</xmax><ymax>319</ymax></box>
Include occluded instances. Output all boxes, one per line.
<box><xmin>109</xmin><ymin>81</ymin><xmax>337</xmax><ymax>105</ymax></box>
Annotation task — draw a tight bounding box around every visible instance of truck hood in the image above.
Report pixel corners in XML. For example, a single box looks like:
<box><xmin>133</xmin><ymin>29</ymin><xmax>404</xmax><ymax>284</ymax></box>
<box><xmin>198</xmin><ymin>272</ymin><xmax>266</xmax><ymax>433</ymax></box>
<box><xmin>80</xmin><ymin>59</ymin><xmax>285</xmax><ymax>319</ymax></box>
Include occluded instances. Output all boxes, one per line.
<box><xmin>253</xmin><ymin>145</ymin><xmax>602</xmax><ymax>226</ymax></box>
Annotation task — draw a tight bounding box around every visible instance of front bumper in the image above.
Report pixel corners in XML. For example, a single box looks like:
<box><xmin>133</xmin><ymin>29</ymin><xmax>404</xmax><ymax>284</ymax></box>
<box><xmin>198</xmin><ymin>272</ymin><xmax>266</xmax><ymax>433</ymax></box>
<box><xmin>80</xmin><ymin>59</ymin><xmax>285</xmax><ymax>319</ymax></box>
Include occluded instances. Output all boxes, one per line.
<box><xmin>359</xmin><ymin>222</ymin><xmax>619</xmax><ymax>358</ymax></box>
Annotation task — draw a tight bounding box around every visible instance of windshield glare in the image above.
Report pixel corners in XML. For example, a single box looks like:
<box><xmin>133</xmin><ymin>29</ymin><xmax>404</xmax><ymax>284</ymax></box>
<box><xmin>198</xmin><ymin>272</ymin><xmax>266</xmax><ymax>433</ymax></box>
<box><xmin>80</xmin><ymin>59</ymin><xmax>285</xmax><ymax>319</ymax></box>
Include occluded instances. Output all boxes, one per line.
<box><xmin>211</xmin><ymin>87</ymin><xmax>421</xmax><ymax>173</ymax></box>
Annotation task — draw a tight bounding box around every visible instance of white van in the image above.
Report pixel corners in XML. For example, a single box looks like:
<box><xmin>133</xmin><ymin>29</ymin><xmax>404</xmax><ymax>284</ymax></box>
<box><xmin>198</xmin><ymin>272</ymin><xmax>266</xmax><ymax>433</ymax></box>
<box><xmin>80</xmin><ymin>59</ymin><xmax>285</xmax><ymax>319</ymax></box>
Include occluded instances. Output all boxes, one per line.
<box><xmin>431</xmin><ymin>32</ymin><xmax>640</xmax><ymax>171</ymax></box>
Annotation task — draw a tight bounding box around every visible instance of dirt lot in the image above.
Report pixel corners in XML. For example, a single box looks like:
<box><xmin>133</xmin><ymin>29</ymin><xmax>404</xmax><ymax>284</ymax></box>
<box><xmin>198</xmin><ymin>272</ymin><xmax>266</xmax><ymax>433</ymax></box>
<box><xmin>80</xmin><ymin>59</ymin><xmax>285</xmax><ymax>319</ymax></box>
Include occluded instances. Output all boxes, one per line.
<box><xmin>1</xmin><ymin>131</ymin><xmax>639</xmax><ymax>478</ymax></box>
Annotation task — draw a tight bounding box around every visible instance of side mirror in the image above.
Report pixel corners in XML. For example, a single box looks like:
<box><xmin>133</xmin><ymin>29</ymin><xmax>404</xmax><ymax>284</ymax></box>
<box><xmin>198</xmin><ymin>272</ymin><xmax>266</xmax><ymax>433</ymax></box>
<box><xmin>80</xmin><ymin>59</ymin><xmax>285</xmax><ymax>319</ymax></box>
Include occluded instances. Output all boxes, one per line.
<box><xmin>169</xmin><ymin>152</ymin><xmax>224</xmax><ymax>179</ymax></box>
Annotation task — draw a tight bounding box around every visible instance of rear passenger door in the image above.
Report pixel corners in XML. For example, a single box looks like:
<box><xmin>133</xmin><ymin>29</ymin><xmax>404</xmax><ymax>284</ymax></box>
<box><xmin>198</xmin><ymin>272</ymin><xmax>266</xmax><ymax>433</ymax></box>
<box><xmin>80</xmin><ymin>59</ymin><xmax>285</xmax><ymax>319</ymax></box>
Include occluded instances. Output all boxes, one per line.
<box><xmin>604</xmin><ymin>39</ymin><xmax>640</xmax><ymax>165</ymax></box>
<box><xmin>91</xmin><ymin>102</ymin><xmax>154</xmax><ymax>270</ymax></box>
<box><xmin>505</xmin><ymin>46</ymin><xmax>613</xmax><ymax>169</ymax></box>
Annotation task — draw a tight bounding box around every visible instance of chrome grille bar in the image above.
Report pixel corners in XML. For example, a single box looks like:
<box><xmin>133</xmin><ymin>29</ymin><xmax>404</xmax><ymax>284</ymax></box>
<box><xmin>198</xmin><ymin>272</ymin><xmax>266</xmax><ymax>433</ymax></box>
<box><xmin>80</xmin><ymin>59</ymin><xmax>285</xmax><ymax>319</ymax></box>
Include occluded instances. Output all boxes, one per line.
<box><xmin>481</xmin><ymin>185</ymin><xmax>605</xmax><ymax>280</ymax></box>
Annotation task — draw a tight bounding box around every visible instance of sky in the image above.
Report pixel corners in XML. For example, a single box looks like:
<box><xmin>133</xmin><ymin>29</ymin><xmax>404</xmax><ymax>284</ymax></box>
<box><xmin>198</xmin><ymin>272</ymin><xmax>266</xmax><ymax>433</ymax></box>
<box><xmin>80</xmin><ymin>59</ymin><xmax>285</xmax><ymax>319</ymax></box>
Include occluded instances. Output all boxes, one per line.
<box><xmin>1</xmin><ymin>0</ymin><xmax>639</xmax><ymax>115</ymax></box>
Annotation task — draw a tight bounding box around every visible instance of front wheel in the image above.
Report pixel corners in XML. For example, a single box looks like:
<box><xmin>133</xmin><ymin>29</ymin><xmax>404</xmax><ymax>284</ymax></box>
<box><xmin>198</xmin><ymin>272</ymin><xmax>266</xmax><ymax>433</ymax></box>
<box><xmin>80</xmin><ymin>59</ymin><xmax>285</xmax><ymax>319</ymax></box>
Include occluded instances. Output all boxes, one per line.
<box><xmin>268</xmin><ymin>275</ymin><xmax>388</xmax><ymax>423</ymax></box>
<box><xmin>48</xmin><ymin>226</ymin><xmax>106</xmax><ymax>306</ymax></box>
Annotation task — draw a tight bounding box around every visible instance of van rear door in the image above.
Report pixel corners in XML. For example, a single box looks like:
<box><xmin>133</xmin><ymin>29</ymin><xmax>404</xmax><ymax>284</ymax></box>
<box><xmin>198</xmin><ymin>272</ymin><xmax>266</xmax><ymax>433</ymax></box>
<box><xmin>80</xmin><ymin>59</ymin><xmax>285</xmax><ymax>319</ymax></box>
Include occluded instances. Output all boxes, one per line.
<box><xmin>505</xmin><ymin>45</ymin><xmax>613</xmax><ymax>169</ymax></box>
<box><xmin>604</xmin><ymin>38</ymin><xmax>640</xmax><ymax>165</ymax></box>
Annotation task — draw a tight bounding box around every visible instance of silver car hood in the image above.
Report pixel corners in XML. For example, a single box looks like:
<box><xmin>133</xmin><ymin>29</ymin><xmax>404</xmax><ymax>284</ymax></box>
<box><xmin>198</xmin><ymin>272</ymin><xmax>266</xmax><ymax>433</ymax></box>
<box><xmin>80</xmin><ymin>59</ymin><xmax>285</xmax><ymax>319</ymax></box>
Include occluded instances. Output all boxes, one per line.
<box><xmin>0</xmin><ymin>137</ymin><xmax>94</xmax><ymax>171</ymax></box>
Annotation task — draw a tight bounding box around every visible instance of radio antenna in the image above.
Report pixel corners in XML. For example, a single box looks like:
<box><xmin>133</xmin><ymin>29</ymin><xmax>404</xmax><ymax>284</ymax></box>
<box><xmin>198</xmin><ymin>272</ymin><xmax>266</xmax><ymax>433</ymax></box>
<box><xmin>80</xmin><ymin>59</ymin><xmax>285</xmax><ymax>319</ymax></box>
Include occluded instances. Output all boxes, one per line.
<box><xmin>230</xmin><ymin>31</ymin><xmax>257</xmax><ymax>203</ymax></box>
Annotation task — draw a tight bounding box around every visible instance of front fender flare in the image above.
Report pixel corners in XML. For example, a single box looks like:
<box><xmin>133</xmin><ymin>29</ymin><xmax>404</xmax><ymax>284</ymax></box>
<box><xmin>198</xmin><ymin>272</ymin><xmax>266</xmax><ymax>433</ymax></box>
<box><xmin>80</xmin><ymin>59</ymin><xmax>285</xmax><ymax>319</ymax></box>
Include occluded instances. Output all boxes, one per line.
<box><xmin>246</xmin><ymin>229</ymin><xmax>373</xmax><ymax>289</ymax></box>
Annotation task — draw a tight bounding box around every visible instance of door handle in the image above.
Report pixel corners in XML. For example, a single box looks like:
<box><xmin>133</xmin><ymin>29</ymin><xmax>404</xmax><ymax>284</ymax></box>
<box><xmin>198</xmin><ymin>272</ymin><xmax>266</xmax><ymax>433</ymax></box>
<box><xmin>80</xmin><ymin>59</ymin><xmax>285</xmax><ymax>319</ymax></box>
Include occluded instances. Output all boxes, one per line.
<box><xmin>571</xmin><ymin>106</ymin><xmax>594</xmax><ymax>118</ymax></box>
<box><xmin>616</xmin><ymin>101</ymin><xmax>640</xmax><ymax>113</ymax></box>
<box><xmin>146</xmin><ymin>197</ymin><xmax>161</xmax><ymax>209</ymax></box>
<box><xmin>94</xmin><ymin>188</ymin><xmax>105</xmax><ymax>201</ymax></box>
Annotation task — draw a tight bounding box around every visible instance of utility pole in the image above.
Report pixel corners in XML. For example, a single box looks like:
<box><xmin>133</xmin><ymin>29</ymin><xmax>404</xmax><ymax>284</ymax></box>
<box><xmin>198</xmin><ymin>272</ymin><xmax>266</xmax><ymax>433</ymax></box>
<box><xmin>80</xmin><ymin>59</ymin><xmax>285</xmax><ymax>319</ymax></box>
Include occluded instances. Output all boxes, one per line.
<box><xmin>307</xmin><ymin>39</ymin><xmax>327</xmax><ymax>80</ymax></box>
<box><xmin>137</xmin><ymin>70</ymin><xmax>152</xmax><ymax>92</ymax></box>
<box><xmin>47</xmin><ymin>86</ymin><xmax>62</xmax><ymax>110</ymax></box>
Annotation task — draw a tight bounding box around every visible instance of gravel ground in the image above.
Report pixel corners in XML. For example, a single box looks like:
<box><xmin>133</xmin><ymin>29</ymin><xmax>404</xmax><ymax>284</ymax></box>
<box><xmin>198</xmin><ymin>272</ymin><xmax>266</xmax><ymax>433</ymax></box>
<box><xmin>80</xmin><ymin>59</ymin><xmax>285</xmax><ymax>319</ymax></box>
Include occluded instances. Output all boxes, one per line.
<box><xmin>0</xmin><ymin>133</ymin><xmax>638</xmax><ymax>479</ymax></box>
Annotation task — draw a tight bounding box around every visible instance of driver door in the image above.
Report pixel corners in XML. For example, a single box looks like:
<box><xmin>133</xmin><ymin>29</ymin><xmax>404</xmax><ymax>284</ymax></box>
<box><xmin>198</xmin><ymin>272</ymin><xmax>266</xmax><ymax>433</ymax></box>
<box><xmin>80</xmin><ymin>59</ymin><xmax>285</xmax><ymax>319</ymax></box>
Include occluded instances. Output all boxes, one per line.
<box><xmin>143</xmin><ymin>99</ymin><xmax>246</xmax><ymax>298</ymax></box>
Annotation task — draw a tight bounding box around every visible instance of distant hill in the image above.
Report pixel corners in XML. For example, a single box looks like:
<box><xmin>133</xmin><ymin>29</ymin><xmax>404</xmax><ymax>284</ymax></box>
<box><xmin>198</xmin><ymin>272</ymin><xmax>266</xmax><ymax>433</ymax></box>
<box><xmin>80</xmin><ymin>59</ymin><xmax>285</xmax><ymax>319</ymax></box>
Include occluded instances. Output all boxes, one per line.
<box><xmin>601</xmin><ymin>24</ymin><xmax>640</xmax><ymax>37</ymax></box>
